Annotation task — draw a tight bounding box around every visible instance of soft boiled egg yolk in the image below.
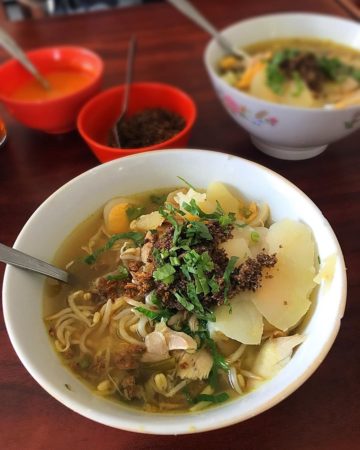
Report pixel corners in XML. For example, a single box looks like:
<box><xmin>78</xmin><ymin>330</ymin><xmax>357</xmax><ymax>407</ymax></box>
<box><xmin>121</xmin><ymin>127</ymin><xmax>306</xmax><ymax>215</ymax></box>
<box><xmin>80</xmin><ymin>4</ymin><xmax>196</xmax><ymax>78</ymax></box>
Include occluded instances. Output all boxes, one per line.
<box><xmin>105</xmin><ymin>202</ymin><xmax>129</xmax><ymax>234</ymax></box>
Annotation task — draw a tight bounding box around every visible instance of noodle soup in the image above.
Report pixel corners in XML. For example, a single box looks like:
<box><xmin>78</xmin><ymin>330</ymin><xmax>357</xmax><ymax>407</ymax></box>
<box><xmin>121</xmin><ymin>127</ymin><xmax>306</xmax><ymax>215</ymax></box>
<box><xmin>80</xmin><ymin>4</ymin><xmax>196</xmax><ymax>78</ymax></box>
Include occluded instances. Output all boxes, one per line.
<box><xmin>218</xmin><ymin>38</ymin><xmax>360</xmax><ymax>108</ymax></box>
<box><xmin>44</xmin><ymin>181</ymin><xmax>318</xmax><ymax>413</ymax></box>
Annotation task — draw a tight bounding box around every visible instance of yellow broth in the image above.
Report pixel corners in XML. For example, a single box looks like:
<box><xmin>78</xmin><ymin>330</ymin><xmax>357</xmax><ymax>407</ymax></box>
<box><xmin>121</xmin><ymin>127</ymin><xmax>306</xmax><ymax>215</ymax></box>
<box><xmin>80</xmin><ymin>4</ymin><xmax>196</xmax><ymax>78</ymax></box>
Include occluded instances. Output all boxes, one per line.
<box><xmin>43</xmin><ymin>185</ymin><xmax>312</xmax><ymax>413</ymax></box>
<box><xmin>218</xmin><ymin>37</ymin><xmax>360</xmax><ymax>107</ymax></box>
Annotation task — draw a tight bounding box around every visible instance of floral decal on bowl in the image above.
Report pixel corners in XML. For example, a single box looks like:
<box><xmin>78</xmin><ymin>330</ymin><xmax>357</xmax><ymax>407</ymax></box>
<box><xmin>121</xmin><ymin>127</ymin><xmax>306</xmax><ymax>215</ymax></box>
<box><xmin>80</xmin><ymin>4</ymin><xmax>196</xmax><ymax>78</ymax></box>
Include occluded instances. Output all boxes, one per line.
<box><xmin>221</xmin><ymin>93</ymin><xmax>279</xmax><ymax>127</ymax></box>
<box><xmin>344</xmin><ymin>111</ymin><xmax>360</xmax><ymax>130</ymax></box>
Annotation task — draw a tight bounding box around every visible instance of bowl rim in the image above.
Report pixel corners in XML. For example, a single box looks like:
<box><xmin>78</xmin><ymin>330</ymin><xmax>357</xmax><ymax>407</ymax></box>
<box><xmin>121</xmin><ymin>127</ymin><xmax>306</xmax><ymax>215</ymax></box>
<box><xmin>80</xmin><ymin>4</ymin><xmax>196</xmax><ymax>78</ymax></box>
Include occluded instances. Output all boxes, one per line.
<box><xmin>2</xmin><ymin>149</ymin><xmax>347</xmax><ymax>434</ymax></box>
<box><xmin>204</xmin><ymin>11</ymin><xmax>360</xmax><ymax>113</ymax></box>
<box><xmin>77</xmin><ymin>82</ymin><xmax>197</xmax><ymax>154</ymax></box>
<box><xmin>0</xmin><ymin>45</ymin><xmax>104</xmax><ymax>106</ymax></box>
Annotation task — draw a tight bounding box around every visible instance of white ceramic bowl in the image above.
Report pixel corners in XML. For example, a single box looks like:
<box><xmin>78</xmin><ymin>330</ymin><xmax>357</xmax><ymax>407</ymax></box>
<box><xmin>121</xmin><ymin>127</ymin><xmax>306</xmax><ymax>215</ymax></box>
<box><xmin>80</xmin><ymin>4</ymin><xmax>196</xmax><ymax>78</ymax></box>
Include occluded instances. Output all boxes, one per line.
<box><xmin>204</xmin><ymin>13</ymin><xmax>360</xmax><ymax>160</ymax></box>
<box><xmin>2</xmin><ymin>149</ymin><xmax>346</xmax><ymax>434</ymax></box>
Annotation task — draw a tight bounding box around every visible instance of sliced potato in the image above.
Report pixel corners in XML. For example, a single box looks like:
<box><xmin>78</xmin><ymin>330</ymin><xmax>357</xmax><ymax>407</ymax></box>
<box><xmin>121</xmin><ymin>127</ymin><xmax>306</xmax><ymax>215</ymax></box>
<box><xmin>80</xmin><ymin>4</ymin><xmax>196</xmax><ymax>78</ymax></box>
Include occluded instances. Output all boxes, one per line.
<box><xmin>251</xmin><ymin>219</ymin><xmax>316</xmax><ymax>331</ymax></box>
<box><xmin>206</xmin><ymin>181</ymin><xmax>242</xmax><ymax>214</ymax></box>
<box><xmin>282</xmin><ymin>80</ymin><xmax>315</xmax><ymax>107</ymax></box>
<box><xmin>250</xmin><ymin>67</ymin><xmax>279</xmax><ymax>103</ymax></box>
<box><xmin>220</xmin><ymin>237</ymin><xmax>251</xmax><ymax>266</ymax></box>
<box><xmin>209</xmin><ymin>292</ymin><xmax>263</xmax><ymax>345</ymax></box>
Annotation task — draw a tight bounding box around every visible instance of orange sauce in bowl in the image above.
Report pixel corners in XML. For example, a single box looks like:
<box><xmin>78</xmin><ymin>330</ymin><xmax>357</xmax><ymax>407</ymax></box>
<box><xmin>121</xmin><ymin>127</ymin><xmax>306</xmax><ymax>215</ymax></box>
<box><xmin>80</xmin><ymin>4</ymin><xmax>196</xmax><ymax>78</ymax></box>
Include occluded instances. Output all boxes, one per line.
<box><xmin>0</xmin><ymin>118</ymin><xmax>6</xmax><ymax>146</ymax></box>
<box><xmin>11</xmin><ymin>69</ymin><xmax>94</xmax><ymax>101</ymax></box>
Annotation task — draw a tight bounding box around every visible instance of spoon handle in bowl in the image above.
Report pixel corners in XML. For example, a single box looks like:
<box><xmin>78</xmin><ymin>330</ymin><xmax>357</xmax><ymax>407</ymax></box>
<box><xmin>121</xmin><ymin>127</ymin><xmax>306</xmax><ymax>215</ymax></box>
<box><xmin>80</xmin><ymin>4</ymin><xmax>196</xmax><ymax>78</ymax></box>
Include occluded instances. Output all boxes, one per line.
<box><xmin>0</xmin><ymin>243</ymin><xmax>69</xmax><ymax>283</ymax></box>
<box><xmin>166</xmin><ymin>0</ymin><xmax>249</xmax><ymax>60</ymax></box>
<box><xmin>0</xmin><ymin>27</ymin><xmax>50</xmax><ymax>90</ymax></box>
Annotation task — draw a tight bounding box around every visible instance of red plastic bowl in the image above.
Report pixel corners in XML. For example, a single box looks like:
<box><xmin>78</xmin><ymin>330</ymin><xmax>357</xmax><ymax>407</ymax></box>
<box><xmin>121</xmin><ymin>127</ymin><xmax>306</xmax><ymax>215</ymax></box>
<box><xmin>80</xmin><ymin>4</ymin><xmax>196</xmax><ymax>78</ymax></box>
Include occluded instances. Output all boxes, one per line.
<box><xmin>77</xmin><ymin>82</ymin><xmax>197</xmax><ymax>162</ymax></box>
<box><xmin>0</xmin><ymin>46</ymin><xmax>104</xmax><ymax>134</ymax></box>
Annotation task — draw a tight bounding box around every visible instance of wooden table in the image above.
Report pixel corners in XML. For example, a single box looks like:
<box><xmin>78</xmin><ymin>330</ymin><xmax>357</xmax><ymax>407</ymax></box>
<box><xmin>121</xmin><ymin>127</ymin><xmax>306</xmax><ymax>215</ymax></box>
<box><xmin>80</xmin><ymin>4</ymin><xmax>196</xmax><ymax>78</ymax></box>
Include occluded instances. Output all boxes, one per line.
<box><xmin>0</xmin><ymin>1</ymin><xmax>359</xmax><ymax>449</ymax></box>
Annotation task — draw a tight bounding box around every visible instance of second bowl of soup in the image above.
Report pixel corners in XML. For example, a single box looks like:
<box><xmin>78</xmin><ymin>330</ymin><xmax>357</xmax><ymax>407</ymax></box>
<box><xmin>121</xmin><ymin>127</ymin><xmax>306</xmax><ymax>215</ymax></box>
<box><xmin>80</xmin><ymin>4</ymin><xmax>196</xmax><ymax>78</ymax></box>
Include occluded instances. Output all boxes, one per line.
<box><xmin>204</xmin><ymin>13</ymin><xmax>360</xmax><ymax>160</ymax></box>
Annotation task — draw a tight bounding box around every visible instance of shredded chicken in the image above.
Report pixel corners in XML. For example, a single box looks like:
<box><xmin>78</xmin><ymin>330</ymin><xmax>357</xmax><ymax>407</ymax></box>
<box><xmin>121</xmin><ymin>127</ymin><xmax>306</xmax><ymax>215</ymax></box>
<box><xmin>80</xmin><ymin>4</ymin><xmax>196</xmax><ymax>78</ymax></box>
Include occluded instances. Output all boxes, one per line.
<box><xmin>120</xmin><ymin>247</ymin><xmax>141</xmax><ymax>261</ymax></box>
<box><xmin>142</xmin><ymin>331</ymin><xmax>169</xmax><ymax>362</ymax></box>
<box><xmin>142</xmin><ymin>321</ymin><xmax>197</xmax><ymax>362</ymax></box>
<box><xmin>176</xmin><ymin>348</ymin><xmax>213</xmax><ymax>380</ymax></box>
<box><xmin>247</xmin><ymin>334</ymin><xmax>305</xmax><ymax>389</ymax></box>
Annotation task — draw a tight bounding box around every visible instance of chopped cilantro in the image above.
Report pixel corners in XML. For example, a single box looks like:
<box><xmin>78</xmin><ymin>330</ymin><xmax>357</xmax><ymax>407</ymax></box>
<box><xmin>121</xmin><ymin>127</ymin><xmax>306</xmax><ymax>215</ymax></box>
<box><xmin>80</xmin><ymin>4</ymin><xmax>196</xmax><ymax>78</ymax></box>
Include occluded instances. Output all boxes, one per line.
<box><xmin>169</xmin><ymin>256</ymin><xmax>181</xmax><ymax>266</ymax></box>
<box><xmin>208</xmin><ymin>277</ymin><xmax>220</xmax><ymax>294</ymax></box>
<box><xmin>318</xmin><ymin>56</ymin><xmax>345</xmax><ymax>80</ymax></box>
<box><xmin>177</xmin><ymin>176</ymin><xmax>197</xmax><ymax>190</ymax></box>
<box><xmin>318</xmin><ymin>56</ymin><xmax>360</xmax><ymax>84</ymax></box>
<box><xmin>126</xmin><ymin>206</ymin><xmax>145</xmax><ymax>221</ymax></box>
<box><xmin>182</xmin><ymin>199</ymin><xmax>236</xmax><ymax>228</ymax></box>
<box><xmin>186</xmin><ymin>221</ymin><xmax>213</xmax><ymax>241</ymax></box>
<box><xmin>84</xmin><ymin>231</ymin><xmax>145</xmax><ymax>264</ymax></box>
<box><xmin>250</xmin><ymin>231</ymin><xmax>260</xmax><ymax>242</ymax></box>
<box><xmin>223</xmin><ymin>256</ymin><xmax>238</xmax><ymax>303</ymax></box>
<box><xmin>148</xmin><ymin>291</ymin><xmax>161</xmax><ymax>306</ymax></box>
<box><xmin>292</xmin><ymin>71</ymin><xmax>304</xmax><ymax>97</ymax></box>
<box><xmin>153</xmin><ymin>263</ymin><xmax>176</xmax><ymax>284</ymax></box>
<box><xmin>187</xmin><ymin>282</ymin><xmax>205</xmax><ymax>312</ymax></box>
<box><xmin>352</xmin><ymin>68</ymin><xmax>360</xmax><ymax>82</ymax></box>
<box><xmin>205</xmin><ymin>334</ymin><xmax>229</xmax><ymax>372</ymax></box>
<box><xmin>266</xmin><ymin>49</ymin><xmax>299</xmax><ymax>94</ymax></box>
<box><xmin>182</xmin><ymin>386</ymin><xmax>195</xmax><ymax>404</ymax></box>
<box><xmin>106</xmin><ymin>265</ymin><xmax>129</xmax><ymax>281</ymax></box>
<box><xmin>159</xmin><ymin>205</ymin><xmax>183</xmax><ymax>244</ymax></box>
<box><xmin>195</xmin><ymin>392</ymin><xmax>229</xmax><ymax>404</ymax></box>
<box><xmin>150</xmin><ymin>194</ymin><xmax>167</xmax><ymax>205</ymax></box>
<box><xmin>174</xmin><ymin>292</ymin><xmax>195</xmax><ymax>311</ymax></box>
<box><xmin>135</xmin><ymin>306</ymin><xmax>172</xmax><ymax>322</ymax></box>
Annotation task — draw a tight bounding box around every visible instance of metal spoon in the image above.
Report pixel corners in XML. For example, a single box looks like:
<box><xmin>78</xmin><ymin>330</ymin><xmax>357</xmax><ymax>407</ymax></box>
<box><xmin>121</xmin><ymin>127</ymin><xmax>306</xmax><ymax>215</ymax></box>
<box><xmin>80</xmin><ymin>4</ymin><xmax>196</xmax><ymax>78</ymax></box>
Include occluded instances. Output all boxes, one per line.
<box><xmin>166</xmin><ymin>0</ymin><xmax>250</xmax><ymax>62</ymax></box>
<box><xmin>112</xmin><ymin>35</ymin><xmax>137</xmax><ymax>148</ymax></box>
<box><xmin>0</xmin><ymin>27</ymin><xmax>51</xmax><ymax>91</ymax></box>
<box><xmin>0</xmin><ymin>242</ymin><xmax>69</xmax><ymax>283</ymax></box>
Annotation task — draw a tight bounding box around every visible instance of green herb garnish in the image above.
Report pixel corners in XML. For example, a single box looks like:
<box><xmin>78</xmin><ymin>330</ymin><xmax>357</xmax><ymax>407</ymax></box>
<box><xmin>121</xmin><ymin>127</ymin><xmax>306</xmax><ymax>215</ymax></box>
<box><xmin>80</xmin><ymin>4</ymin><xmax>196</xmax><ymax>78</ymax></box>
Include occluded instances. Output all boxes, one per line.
<box><xmin>182</xmin><ymin>386</ymin><xmax>195</xmax><ymax>404</ymax></box>
<box><xmin>250</xmin><ymin>231</ymin><xmax>260</xmax><ymax>242</ymax></box>
<box><xmin>318</xmin><ymin>56</ymin><xmax>345</xmax><ymax>80</ymax></box>
<box><xmin>106</xmin><ymin>265</ymin><xmax>129</xmax><ymax>281</ymax></box>
<box><xmin>186</xmin><ymin>221</ymin><xmax>213</xmax><ymax>241</ymax></box>
<box><xmin>84</xmin><ymin>231</ymin><xmax>145</xmax><ymax>264</ymax></box>
<box><xmin>195</xmin><ymin>392</ymin><xmax>229</xmax><ymax>404</ymax></box>
<box><xmin>153</xmin><ymin>263</ymin><xmax>176</xmax><ymax>285</ymax></box>
<box><xmin>174</xmin><ymin>292</ymin><xmax>195</xmax><ymax>312</ymax></box>
<box><xmin>150</xmin><ymin>194</ymin><xmax>167</xmax><ymax>205</ymax></box>
<box><xmin>135</xmin><ymin>306</ymin><xmax>172</xmax><ymax>322</ymax></box>
<box><xmin>182</xmin><ymin>199</ymin><xmax>236</xmax><ymax>228</ymax></box>
<box><xmin>292</xmin><ymin>71</ymin><xmax>304</xmax><ymax>97</ymax></box>
<box><xmin>223</xmin><ymin>256</ymin><xmax>239</xmax><ymax>305</ymax></box>
<box><xmin>126</xmin><ymin>206</ymin><xmax>145</xmax><ymax>221</ymax></box>
<box><xmin>266</xmin><ymin>49</ymin><xmax>299</xmax><ymax>94</ymax></box>
<box><xmin>159</xmin><ymin>205</ymin><xmax>184</xmax><ymax>244</ymax></box>
<box><xmin>177</xmin><ymin>176</ymin><xmax>197</xmax><ymax>190</ymax></box>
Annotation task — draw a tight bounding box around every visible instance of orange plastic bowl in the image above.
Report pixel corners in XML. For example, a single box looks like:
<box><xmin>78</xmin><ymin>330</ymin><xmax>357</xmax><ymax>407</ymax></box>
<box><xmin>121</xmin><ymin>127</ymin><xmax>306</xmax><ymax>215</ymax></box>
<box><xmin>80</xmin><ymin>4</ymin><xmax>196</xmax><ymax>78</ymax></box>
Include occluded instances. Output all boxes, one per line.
<box><xmin>0</xmin><ymin>46</ymin><xmax>104</xmax><ymax>134</ymax></box>
<box><xmin>77</xmin><ymin>82</ymin><xmax>197</xmax><ymax>162</ymax></box>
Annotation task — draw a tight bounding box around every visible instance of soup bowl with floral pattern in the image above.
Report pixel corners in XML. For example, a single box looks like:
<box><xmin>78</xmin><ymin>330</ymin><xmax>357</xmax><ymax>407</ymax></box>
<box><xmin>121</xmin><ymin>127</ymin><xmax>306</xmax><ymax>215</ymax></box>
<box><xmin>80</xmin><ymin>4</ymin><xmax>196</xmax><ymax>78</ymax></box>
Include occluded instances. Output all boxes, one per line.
<box><xmin>204</xmin><ymin>13</ymin><xmax>360</xmax><ymax>160</ymax></box>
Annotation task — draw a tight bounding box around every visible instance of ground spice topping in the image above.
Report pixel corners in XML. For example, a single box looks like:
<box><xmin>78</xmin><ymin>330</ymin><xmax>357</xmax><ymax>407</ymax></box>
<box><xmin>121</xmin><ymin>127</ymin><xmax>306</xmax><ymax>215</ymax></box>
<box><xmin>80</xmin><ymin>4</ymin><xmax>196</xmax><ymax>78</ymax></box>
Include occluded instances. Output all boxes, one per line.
<box><xmin>112</xmin><ymin>108</ymin><xmax>186</xmax><ymax>148</ymax></box>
